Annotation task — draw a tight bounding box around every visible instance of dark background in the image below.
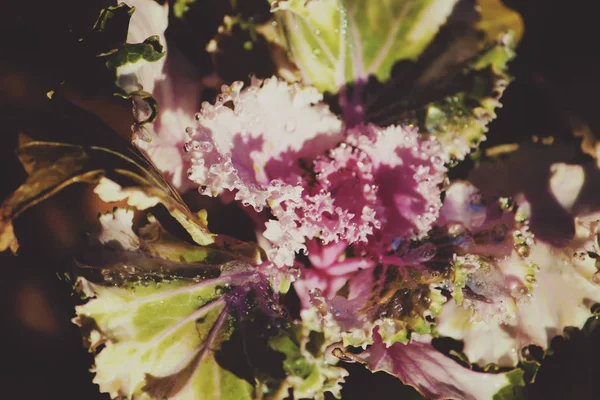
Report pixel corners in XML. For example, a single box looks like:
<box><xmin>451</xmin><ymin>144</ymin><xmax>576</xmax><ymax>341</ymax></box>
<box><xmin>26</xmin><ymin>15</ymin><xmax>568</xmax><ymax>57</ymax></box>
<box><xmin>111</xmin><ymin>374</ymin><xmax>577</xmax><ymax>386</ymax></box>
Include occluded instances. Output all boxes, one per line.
<box><xmin>1</xmin><ymin>0</ymin><xmax>600</xmax><ymax>398</ymax></box>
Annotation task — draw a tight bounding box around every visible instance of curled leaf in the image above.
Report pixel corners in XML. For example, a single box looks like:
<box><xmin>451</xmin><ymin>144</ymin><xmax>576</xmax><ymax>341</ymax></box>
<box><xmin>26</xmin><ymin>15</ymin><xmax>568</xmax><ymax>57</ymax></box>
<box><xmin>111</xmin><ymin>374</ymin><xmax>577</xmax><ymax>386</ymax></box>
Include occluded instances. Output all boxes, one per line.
<box><xmin>105</xmin><ymin>35</ymin><xmax>166</xmax><ymax>73</ymax></box>
<box><xmin>268</xmin><ymin>324</ymin><xmax>348</xmax><ymax>399</ymax></box>
<box><xmin>475</xmin><ymin>0</ymin><xmax>524</xmax><ymax>44</ymax></box>
<box><xmin>0</xmin><ymin>140</ymin><xmax>213</xmax><ymax>253</ymax></box>
<box><xmin>340</xmin><ymin>328</ymin><xmax>526</xmax><ymax>400</ymax></box>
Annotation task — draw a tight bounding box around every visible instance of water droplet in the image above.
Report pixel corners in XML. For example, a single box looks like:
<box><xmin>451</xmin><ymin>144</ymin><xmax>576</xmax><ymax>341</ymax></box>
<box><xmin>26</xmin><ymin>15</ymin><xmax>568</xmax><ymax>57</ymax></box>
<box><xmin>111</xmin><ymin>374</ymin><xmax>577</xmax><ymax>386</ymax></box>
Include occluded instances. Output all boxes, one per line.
<box><xmin>284</xmin><ymin>119</ymin><xmax>296</xmax><ymax>133</ymax></box>
<box><xmin>517</xmin><ymin>245</ymin><xmax>530</xmax><ymax>257</ymax></box>
<box><xmin>199</xmin><ymin>141</ymin><xmax>213</xmax><ymax>152</ymax></box>
<box><xmin>231</xmin><ymin>81</ymin><xmax>244</xmax><ymax>92</ymax></box>
<box><xmin>288</xmin><ymin>267</ymin><xmax>301</xmax><ymax>282</ymax></box>
<box><xmin>223</xmin><ymin>160</ymin><xmax>234</xmax><ymax>173</ymax></box>
<box><xmin>201</xmin><ymin>102</ymin><xmax>216</xmax><ymax>119</ymax></box>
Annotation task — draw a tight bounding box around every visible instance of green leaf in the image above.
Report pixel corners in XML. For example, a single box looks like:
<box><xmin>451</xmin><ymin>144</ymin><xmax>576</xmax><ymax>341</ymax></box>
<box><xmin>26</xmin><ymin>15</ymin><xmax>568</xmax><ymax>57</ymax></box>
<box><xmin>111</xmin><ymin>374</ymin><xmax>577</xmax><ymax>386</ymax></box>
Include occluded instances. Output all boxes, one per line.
<box><xmin>74</xmin><ymin>205</ymin><xmax>343</xmax><ymax>400</ymax></box>
<box><xmin>74</xmin><ymin>206</ymin><xmax>260</xmax><ymax>399</ymax></box>
<box><xmin>105</xmin><ymin>36</ymin><xmax>166</xmax><ymax>71</ymax></box>
<box><xmin>74</xmin><ymin>276</ymin><xmax>255</xmax><ymax>400</ymax></box>
<box><xmin>90</xmin><ymin>3</ymin><xmax>136</xmax><ymax>55</ymax></box>
<box><xmin>268</xmin><ymin>0</ymin><xmax>522</xmax><ymax>161</ymax></box>
<box><xmin>267</xmin><ymin>325</ymin><xmax>348</xmax><ymax>399</ymax></box>
<box><xmin>493</xmin><ymin>369</ymin><xmax>527</xmax><ymax>400</ymax></box>
<box><xmin>103</xmin><ymin>31</ymin><xmax>165</xmax><ymax>128</ymax></box>
<box><xmin>87</xmin><ymin>2</ymin><xmax>167</xmax><ymax>126</ymax></box>
<box><xmin>173</xmin><ymin>0</ymin><xmax>197</xmax><ymax>19</ymax></box>
<box><xmin>75</xmin><ymin>271</ymin><xmax>342</xmax><ymax>400</ymax></box>
<box><xmin>93</xmin><ymin>3</ymin><xmax>135</xmax><ymax>35</ymax></box>
<box><xmin>356</xmin><ymin>0</ymin><xmax>521</xmax><ymax>160</ymax></box>
<box><xmin>475</xmin><ymin>0</ymin><xmax>524</xmax><ymax>44</ymax></box>
<box><xmin>367</xmin><ymin>29</ymin><xmax>517</xmax><ymax>162</ymax></box>
<box><xmin>422</xmin><ymin>37</ymin><xmax>515</xmax><ymax>161</ymax></box>
<box><xmin>268</xmin><ymin>0</ymin><xmax>459</xmax><ymax>93</ymax></box>
<box><xmin>0</xmin><ymin>141</ymin><xmax>213</xmax><ymax>253</ymax></box>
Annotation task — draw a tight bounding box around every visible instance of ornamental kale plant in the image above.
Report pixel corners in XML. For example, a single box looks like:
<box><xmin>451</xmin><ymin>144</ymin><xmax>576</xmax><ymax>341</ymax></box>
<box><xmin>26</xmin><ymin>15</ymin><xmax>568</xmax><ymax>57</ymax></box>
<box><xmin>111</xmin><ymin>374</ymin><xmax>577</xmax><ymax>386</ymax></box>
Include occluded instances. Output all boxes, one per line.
<box><xmin>4</xmin><ymin>0</ymin><xmax>600</xmax><ymax>399</ymax></box>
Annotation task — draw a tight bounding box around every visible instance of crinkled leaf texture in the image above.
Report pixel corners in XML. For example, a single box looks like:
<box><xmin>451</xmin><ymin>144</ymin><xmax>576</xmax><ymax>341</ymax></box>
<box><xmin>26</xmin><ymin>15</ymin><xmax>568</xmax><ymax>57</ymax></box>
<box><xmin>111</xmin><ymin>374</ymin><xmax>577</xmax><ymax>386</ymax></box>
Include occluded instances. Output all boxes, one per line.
<box><xmin>184</xmin><ymin>77</ymin><xmax>447</xmax><ymax>267</ymax></box>
<box><xmin>437</xmin><ymin>169</ymin><xmax>600</xmax><ymax>368</ymax></box>
<box><xmin>185</xmin><ymin>76</ymin><xmax>342</xmax><ymax>266</ymax></box>
<box><xmin>344</xmin><ymin>328</ymin><xmax>525</xmax><ymax>400</ymax></box>
<box><xmin>75</xmin><ymin>274</ymin><xmax>256</xmax><ymax>400</ymax></box>
<box><xmin>74</xmin><ymin>205</ymin><xmax>346</xmax><ymax>400</ymax></box>
<box><xmin>268</xmin><ymin>323</ymin><xmax>348</xmax><ymax>399</ymax></box>
<box><xmin>362</xmin><ymin>24</ymin><xmax>518</xmax><ymax>162</ymax></box>
<box><xmin>416</xmin><ymin>34</ymin><xmax>516</xmax><ymax>161</ymax></box>
<box><xmin>268</xmin><ymin>0</ymin><xmax>459</xmax><ymax>93</ymax></box>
